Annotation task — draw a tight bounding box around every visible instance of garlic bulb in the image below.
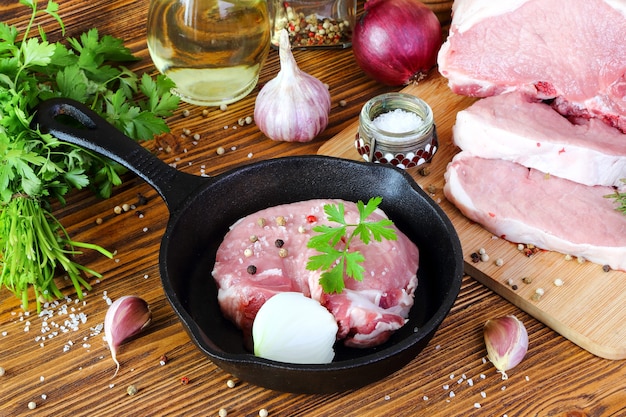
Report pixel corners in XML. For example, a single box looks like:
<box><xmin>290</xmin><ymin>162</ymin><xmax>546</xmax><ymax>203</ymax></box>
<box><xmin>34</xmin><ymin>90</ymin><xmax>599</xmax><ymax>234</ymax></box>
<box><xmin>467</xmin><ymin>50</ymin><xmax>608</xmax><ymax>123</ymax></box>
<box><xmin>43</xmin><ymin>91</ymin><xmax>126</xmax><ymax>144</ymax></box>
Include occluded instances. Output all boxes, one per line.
<box><xmin>483</xmin><ymin>315</ymin><xmax>528</xmax><ymax>379</ymax></box>
<box><xmin>254</xmin><ymin>29</ymin><xmax>331</xmax><ymax>142</ymax></box>
<box><xmin>252</xmin><ymin>292</ymin><xmax>338</xmax><ymax>364</ymax></box>
<box><xmin>104</xmin><ymin>295</ymin><xmax>152</xmax><ymax>377</ymax></box>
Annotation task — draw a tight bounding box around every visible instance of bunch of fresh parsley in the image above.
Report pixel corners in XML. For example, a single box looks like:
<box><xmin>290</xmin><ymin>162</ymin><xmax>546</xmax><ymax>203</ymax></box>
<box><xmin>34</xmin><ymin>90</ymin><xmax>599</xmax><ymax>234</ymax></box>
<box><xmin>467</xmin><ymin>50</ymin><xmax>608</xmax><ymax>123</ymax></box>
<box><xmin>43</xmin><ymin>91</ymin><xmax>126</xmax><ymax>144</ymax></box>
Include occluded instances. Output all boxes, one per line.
<box><xmin>306</xmin><ymin>197</ymin><xmax>398</xmax><ymax>293</ymax></box>
<box><xmin>0</xmin><ymin>0</ymin><xmax>180</xmax><ymax>310</ymax></box>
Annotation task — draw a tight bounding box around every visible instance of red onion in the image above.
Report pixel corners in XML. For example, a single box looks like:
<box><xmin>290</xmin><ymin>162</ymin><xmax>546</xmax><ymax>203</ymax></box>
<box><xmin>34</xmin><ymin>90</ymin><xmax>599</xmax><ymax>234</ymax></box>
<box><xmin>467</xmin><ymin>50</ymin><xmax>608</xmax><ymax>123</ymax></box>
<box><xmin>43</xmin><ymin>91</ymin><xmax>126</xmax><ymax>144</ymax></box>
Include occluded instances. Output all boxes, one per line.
<box><xmin>352</xmin><ymin>0</ymin><xmax>442</xmax><ymax>86</ymax></box>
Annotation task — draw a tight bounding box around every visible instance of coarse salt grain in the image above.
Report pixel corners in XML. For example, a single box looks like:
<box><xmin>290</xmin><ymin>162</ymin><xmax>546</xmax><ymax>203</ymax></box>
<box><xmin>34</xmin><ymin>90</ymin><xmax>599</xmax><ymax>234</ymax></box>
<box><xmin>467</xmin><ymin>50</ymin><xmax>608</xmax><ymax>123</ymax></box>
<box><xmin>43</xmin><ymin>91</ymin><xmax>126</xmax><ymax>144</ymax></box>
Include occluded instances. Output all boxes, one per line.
<box><xmin>372</xmin><ymin>109</ymin><xmax>424</xmax><ymax>138</ymax></box>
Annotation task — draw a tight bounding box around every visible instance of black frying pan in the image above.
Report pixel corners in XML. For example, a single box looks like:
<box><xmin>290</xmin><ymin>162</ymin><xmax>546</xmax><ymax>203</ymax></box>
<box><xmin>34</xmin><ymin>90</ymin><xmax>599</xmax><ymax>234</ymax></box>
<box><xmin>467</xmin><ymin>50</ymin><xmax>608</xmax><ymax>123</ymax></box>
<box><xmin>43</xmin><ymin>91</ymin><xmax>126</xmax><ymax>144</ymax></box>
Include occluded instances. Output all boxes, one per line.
<box><xmin>32</xmin><ymin>98</ymin><xmax>463</xmax><ymax>394</ymax></box>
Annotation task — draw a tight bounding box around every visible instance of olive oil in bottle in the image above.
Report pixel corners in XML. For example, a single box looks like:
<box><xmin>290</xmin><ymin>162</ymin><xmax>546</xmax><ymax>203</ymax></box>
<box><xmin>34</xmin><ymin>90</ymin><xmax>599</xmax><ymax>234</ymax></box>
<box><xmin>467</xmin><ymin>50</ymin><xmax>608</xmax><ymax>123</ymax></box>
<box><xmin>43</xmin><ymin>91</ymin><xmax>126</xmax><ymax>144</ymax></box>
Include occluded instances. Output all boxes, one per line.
<box><xmin>147</xmin><ymin>0</ymin><xmax>271</xmax><ymax>106</ymax></box>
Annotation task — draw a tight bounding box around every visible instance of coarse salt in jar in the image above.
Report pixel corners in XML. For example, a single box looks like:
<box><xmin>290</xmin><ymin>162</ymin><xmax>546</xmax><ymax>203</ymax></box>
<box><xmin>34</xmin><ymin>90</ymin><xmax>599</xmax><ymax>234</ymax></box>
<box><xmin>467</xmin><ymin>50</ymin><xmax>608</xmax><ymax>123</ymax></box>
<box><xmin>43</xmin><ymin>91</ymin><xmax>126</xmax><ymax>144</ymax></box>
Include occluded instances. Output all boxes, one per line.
<box><xmin>355</xmin><ymin>93</ymin><xmax>438</xmax><ymax>169</ymax></box>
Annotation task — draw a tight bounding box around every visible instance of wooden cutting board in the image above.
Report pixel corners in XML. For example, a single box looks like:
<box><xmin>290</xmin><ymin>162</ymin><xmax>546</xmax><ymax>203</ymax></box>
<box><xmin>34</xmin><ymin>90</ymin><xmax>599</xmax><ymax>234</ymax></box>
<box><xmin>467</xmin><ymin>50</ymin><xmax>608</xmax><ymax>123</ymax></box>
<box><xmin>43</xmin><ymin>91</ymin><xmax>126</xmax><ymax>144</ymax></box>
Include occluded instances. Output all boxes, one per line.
<box><xmin>318</xmin><ymin>74</ymin><xmax>626</xmax><ymax>360</ymax></box>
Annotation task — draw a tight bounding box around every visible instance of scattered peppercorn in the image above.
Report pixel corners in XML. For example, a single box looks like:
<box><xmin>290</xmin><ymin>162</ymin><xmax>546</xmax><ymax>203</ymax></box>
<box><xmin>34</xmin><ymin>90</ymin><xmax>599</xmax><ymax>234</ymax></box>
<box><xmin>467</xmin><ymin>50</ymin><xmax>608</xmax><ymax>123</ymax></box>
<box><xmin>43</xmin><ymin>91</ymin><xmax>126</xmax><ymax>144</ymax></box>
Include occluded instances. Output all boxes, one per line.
<box><xmin>602</xmin><ymin>264</ymin><xmax>611</xmax><ymax>272</ymax></box>
<box><xmin>275</xmin><ymin>216</ymin><xmax>286</xmax><ymax>226</ymax></box>
<box><xmin>219</xmin><ymin>408</ymin><xmax>228</xmax><ymax>417</ymax></box>
<box><xmin>113</xmin><ymin>205</ymin><xmax>122</xmax><ymax>214</ymax></box>
<box><xmin>159</xmin><ymin>354</ymin><xmax>168</xmax><ymax>366</ymax></box>
<box><xmin>122</xmin><ymin>203</ymin><xmax>130</xmax><ymax>212</ymax></box>
<box><xmin>95</xmin><ymin>217</ymin><xmax>103</xmax><ymax>225</ymax></box>
<box><xmin>127</xmin><ymin>385</ymin><xmax>138</xmax><ymax>396</ymax></box>
<box><xmin>522</xmin><ymin>276</ymin><xmax>533</xmax><ymax>284</ymax></box>
<box><xmin>182</xmin><ymin>109</ymin><xmax>190</xmax><ymax>117</ymax></box>
<box><xmin>259</xmin><ymin>409</ymin><xmax>269</xmax><ymax>417</ymax></box>
<box><xmin>339</xmin><ymin>99</ymin><xmax>347</xmax><ymax>107</ymax></box>
<box><xmin>226</xmin><ymin>379</ymin><xmax>236</xmax><ymax>388</ymax></box>
<box><xmin>202</xmin><ymin>109</ymin><xmax>209</xmax><ymax>117</ymax></box>
<box><xmin>247</xmin><ymin>265</ymin><xmax>258</xmax><ymax>275</ymax></box>
<box><xmin>427</xmin><ymin>184</ymin><xmax>436</xmax><ymax>194</ymax></box>
<box><xmin>180</xmin><ymin>376</ymin><xmax>190</xmax><ymax>385</ymax></box>
<box><xmin>137</xmin><ymin>193</ymin><xmax>148</xmax><ymax>205</ymax></box>
<box><xmin>470</xmin><ymin>252</ymin><xmax>480</xmax><ymax>263</ymax></box>
<box><xmin>278</xmin><ymin>248</ymin><xmax>288</xmax><ymax>258</ymax></box>
<box><xmin>219</xmin><ymin>104</ymin><xmax>228</xmax><ymax>111</ymax></box>
<box><xmin>418</xmin><ymin>166</ymin><xmax>431</xmax><ymax>176</ymax></box>
<box><xmin>250</xmin><ymin>235</ymin><xmax>258</xmax><ymax>243</ymax></box>
<box><xmin>274</xmin><ymin>239</ymin><xmax>284</xmax><ymax>248</ymax></box>
<box><xmin>0</xmin><ymin>367</ymin><xmax>5</xmax><ymax>376</ymax></box>
<box><xmin>28</xmin><ymin>401</ymin><xmax>36</xmax><ymax>410</ymax></box>
<box><xmin>511</xmin><ymin>285</ymin><xmax>518</xmax><ymax>291</ymax></box>
<box><xmin>244</xmin><ymin>248</ymin><xmax>253</xmax><ymax>257</ymax></box>
<box><xmin>257</xmin><ymin>217</ymin><xmax>267</xmax><ymax>227</ymax></box>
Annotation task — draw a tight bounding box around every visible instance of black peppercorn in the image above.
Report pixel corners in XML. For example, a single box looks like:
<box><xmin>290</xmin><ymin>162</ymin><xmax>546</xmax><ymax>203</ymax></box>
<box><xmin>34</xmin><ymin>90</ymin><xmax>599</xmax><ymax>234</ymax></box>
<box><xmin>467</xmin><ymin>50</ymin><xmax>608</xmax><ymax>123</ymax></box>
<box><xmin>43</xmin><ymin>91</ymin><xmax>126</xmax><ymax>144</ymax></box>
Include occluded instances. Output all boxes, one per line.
<box><xmin>247</xmin><ymin>265</ymin><xmax>257</xmax><ymax>275</ymax></box>
<box><xmin>275</xmin><ymin>239</ymin><xmax>284</xmax><ymax>248</ymax></box>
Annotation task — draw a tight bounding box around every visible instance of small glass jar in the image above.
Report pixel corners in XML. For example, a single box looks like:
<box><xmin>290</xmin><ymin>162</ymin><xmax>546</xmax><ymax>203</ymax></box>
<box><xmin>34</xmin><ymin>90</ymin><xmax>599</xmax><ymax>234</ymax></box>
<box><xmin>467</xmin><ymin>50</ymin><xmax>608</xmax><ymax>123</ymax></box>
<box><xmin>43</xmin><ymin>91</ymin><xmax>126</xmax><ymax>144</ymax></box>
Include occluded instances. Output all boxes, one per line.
<box><xmin>355</xmin><ymin>93</ymin><xmax>438</xmax><ymax>169</ymax></box>
<box><xmin>269</xmin><ymin>0</ymin><xmax>357</xmax><ymax>49</ymax></box>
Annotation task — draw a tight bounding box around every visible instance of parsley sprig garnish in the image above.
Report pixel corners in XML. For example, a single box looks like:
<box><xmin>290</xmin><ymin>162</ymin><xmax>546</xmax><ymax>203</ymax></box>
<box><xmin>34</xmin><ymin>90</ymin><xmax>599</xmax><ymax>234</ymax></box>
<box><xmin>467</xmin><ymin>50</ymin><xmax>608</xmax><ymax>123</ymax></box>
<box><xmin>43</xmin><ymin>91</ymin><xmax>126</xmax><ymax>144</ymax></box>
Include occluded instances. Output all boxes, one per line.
<box><xmin>305</xmin><ymin>197</ymin><xmax>398</xmax><ymax>294</ymax></box>
<box><xmin>0</xmin><ymin>0</ymin><xmax>180</xmax><ymax>311</ymax></box>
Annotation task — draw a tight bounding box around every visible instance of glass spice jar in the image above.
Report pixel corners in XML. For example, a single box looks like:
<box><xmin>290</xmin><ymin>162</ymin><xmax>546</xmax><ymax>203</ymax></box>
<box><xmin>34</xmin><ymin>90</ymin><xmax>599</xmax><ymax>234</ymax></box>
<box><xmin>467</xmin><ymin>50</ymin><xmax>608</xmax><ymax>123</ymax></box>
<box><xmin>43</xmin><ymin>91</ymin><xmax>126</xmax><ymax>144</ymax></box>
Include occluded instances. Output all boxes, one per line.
<box><xmin>269</xmin><ymin>0</ymin><xmax>357</xmax><ymax>49</ymax></box>
<box><xmin>355</xmin><ymin>93</ymin><xmax>438</xmax><ymax>169</ymax></box>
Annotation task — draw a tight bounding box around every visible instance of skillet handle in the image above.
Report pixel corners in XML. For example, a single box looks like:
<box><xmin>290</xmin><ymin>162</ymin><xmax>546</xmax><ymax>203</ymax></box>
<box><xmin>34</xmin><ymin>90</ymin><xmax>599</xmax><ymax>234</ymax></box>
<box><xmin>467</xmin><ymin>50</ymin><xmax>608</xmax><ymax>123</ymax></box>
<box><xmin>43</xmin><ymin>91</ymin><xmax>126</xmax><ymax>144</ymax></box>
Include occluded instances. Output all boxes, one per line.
<box><xmin>31</xmin><ymin>98</ymin><xmax>209</xmax><ymax>213</ymax></box>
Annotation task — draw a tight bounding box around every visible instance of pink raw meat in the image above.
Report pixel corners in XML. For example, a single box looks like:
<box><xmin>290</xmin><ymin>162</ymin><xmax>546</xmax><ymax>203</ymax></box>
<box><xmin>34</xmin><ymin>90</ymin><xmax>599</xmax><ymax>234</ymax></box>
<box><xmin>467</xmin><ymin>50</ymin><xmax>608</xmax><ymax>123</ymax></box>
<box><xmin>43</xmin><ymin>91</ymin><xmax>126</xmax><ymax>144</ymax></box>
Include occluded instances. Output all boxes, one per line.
<box><xmin>443</xmin><ymin>153</ymin><xmax>626</xmax><ymax>271</ymax></box>
<box><xmin>453</xmin><ymin>92</ymin><xmax>626</xmax><ymax>187</ymax></box>
<box><xmin>438</xmin><ymin>0</ymin><xmax>626</xmax><ymax>132</ymax></box>
<box><xmin>212</xmin><ymin>199</ymin><xmax>419</xmax><ymax>348</ymax></box>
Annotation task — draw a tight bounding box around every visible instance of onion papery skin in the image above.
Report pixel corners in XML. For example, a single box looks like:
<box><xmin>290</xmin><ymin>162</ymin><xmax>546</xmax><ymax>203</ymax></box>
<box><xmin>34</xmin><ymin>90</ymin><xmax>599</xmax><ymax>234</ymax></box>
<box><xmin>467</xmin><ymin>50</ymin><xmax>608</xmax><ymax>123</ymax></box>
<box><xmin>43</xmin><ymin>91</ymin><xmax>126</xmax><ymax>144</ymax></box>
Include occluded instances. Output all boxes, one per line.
<box><xmin>352</xmin><ymin>0</ymin><xmax>442</xmax><ymax>86</ymax></box>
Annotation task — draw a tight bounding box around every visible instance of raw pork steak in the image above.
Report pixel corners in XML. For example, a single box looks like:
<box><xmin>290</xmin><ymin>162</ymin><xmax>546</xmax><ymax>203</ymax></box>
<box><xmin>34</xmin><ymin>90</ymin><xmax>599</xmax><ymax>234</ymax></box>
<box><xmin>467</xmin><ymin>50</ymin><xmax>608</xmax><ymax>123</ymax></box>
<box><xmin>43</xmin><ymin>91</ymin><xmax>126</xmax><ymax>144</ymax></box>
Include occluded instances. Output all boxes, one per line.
<box><xmin>212</xmin><ymin>199</ymin><xmax>419</xmax><ymax>349</ymax></box>
<box><xmin>438</xmin><ymin>0</ymin><xmax>626</xmax><ymax>132</ymax></box>
<box><xmin>453</xmin><ymin>92</ymin><xmax>626</xmax><ymax>187</ymax></box>
<box><xmin>443</xmin><ymin>153</ymin><xmax>626</xmax><ymax>271</ymax></box>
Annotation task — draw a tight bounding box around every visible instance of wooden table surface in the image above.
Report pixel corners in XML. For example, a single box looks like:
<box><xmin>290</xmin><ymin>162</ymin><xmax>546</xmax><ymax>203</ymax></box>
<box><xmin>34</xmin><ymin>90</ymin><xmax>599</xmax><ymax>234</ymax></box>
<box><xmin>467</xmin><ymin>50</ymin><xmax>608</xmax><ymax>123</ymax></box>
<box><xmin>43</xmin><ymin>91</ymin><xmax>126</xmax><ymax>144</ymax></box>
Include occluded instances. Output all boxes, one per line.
<box><xmin>1</xmin><ymin>1</ymin><xmax>625</xmax><ymax>416</ymax></box>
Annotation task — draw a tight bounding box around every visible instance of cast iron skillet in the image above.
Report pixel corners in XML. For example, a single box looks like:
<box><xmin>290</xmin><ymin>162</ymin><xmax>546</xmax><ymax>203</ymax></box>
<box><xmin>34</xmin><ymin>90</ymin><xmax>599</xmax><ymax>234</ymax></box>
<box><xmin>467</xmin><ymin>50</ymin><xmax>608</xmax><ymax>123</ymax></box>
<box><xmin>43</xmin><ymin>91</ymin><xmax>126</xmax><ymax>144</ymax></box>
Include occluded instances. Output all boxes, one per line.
<box><xmin>32</xmin><ymin>98</ymin><xmax>463</xmax><ymax>394</ymax></box>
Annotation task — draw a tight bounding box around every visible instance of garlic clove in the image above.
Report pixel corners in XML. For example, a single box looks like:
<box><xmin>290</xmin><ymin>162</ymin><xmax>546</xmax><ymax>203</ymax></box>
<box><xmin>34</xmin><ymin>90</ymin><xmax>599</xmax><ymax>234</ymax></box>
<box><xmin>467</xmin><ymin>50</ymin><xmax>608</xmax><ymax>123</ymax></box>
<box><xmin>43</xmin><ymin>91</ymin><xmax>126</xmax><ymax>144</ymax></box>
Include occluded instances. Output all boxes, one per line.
<box><xmin>104</xmin><ymin>295</ymin><xmax>152</xmax><ymax>377</ymax></box>
<box><xmin>254</xmin><ymin>29</ymin><xmax>331</xmax><ymax>142</ymax></box>
<box><xmin>483</xmin><ymin>314</ymin><xmax>528</xmax><ymax>379</ymax></box>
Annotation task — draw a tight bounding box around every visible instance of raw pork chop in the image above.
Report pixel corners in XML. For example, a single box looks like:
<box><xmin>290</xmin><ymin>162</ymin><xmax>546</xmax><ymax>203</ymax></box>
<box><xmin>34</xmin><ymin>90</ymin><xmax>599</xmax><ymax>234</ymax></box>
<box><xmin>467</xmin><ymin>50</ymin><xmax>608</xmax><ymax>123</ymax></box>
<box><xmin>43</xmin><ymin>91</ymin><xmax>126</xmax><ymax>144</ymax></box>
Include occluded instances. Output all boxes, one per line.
<box><xmin>212</xmin><ymin>199</ymin><xmax>419</xmax><ymax>349</ymax></box>
<box><xmin>443</xmin><ymin>153</ymin><xmax>626</xmax><ymax>271</ymax></box>
<box><xmin>453</xmin><ymin>92</ymin><xmax>626</xmax><ymax>187</ymax></box>
<box><xmin>438</xmin><ymin>0</ymin><xmax>626</xmax><ymax>132</ymax></box>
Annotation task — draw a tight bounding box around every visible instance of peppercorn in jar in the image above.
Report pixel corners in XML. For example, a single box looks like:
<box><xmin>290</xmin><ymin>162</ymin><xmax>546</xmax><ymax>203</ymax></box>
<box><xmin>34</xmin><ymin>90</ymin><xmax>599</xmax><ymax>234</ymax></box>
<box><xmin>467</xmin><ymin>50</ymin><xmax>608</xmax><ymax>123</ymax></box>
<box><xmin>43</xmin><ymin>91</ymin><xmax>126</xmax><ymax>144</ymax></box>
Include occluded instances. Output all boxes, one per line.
<box><xmin>269</xmin><ymin>0</ymin><xmax>357</xmax><ymax>49</ymax></box>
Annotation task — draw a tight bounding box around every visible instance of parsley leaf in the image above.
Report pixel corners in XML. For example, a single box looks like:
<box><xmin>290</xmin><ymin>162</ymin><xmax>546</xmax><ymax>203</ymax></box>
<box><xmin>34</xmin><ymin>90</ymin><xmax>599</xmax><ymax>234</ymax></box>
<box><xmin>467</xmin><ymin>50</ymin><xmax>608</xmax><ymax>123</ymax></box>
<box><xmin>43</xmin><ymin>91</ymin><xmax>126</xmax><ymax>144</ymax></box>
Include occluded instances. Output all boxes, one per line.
<box><xmin>306</xmin><ymin>197</ymin><xmax>397</xmax><ymax>294</ymax></box>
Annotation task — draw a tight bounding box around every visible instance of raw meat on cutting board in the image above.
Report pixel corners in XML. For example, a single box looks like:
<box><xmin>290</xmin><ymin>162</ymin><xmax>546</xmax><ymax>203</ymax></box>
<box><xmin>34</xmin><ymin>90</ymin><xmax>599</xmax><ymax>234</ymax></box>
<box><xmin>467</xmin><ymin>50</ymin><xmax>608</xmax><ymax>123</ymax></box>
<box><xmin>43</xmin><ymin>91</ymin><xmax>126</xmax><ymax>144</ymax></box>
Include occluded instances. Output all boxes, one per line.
<box><xmin>453</xmin><ymin>93</ymin><xmax>626</xmax><ymax>187</ymax></box>
<box><xmin>438</xmin><ymin>0</ymin><xmax>626</xmax><ymax>132</ymax></box>
<box><xmin>443</xmin><ymin>153</ymin><xmax>626</xmax><ymax>271</ymax></box>
<box><xmin>212</xmin><ymin>199</ymin><xmax>419</xmax><ymax>349</ymax></box>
